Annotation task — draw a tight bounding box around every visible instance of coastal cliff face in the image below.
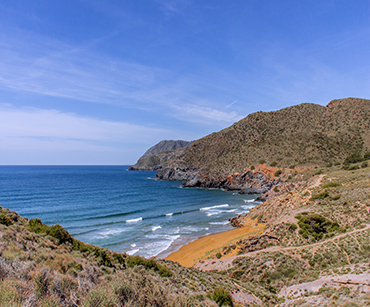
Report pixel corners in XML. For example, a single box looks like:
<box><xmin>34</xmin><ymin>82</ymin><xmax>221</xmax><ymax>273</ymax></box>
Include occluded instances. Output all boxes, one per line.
<box><xmin>154</xmin><ymin>98</ymin><xmax>370</xmax><ymax>197</ymax></box>
<box><xmin>128</xmin><ymin>140</ymin><xmax>192</xmax><ymax>170</ymax></box>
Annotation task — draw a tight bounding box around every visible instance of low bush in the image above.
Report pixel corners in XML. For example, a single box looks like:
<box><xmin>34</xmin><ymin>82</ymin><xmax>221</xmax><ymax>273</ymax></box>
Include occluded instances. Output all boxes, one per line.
<box><xmin>362</xmin><ymin>161</ymin><xmax>369</xmax><ymax>168</ymax></box>
<box><xmin>28</xmin><ymin>219</ymin><xmax>72</xmax><ymax>245</ymax></box>
<box><xmin>348</xmin><ymin>165</ymin><xmax>360</xmax><ymax>171</ymax></box>
<box><xmin>344</xmin><ymin>152</ymin><xmax>362</xmax><ymax>164</ymax></box>
<box><xmin>126</xmin><ymin>256</ymin><xmax>172</xmax><ymax>277</ymax></box>
<box><xmin>47</xmin><ymin>224</ymin><xmax>72</xmax><ymax>245</ymax></box>
<box><xmin>330</xmin><ymin>195</ymin><xmax>341</xmax><ymax>201</ymax></box>
<box><xmin>274</xmin><ymin>170</ymin><xmax>282</xmax><ymax>177</ymax></box>
<box><xmin>95</xmin><ymin>249</ymin><xmax>113</xmax><ymax>267</ymax></box>
<box><xmin>310</xmin><ymin>191</ymin><xmax>329</xmax><ymax>200</ymax></box>
<box><xmin>0</xmin><ymin>214</ymin><xmax>13</xmax><ymax>226</ymax></box>
<box><xmin>296</xmin><ymin>214</ymin><xmax>337</xmax><ymax>240</ymax></box>
<box><xmin>259</xmin><ymin>159</ymin><xmax>266</xmax><ymax>164</ymax></box>
<box><xmin>269</xmin><ymin>161</ymin><xmax>277</xmax><ymax>167</ymax></box>
<box><xmin>321</xmin><ymin>182</ymin><xmax>341</xmax><ymax>188</ymax></box>
<box><xmin>289</xmin><ymin>223</ymin><xmax>297</xmax><ymax>232</ymax></box>
<box><xmin>82</xmin><ymin>287</ymin><xmax>117</xmax><ymax>307</ymax></box>
<box><xmin>250</xmin><ymin>165</ymin><xmax>255</xmax><ymax>170</ymax></box>
<box><xmin>209</xmin><ymin>288</ymin><xmax>233</xmax><ymax>306</ymax></box>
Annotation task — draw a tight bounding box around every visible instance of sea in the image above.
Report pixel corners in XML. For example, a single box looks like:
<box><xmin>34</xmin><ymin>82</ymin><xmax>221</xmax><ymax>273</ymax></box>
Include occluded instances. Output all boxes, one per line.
<box><xmin>0</xmin><ymin>166</ymin><xmax>260</xmax><ymax>258</ymax></box>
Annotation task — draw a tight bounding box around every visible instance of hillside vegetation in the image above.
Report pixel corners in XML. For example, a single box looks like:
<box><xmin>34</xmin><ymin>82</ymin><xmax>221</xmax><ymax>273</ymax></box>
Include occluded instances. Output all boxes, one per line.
<box><xmin>195</xmin><ymin>162</ymin><xmax>370</xmax><ymax>306</ymax></box>
<box><xmin>179</xmin><ymin>98</ymin><xmax>370</xmax><ymax>174</ymax></box>
<box><xmin>0</xmin><ymin>207</ymin><xmax>265</xmax><ymax>306</ymax></box>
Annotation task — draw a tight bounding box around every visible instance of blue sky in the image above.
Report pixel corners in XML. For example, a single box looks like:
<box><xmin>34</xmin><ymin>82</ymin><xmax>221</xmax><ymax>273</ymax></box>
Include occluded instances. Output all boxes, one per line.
<box><xmin>1</xmin><ymin>0</ymin><xmax>370</xmax><ymax>165</ymax></box>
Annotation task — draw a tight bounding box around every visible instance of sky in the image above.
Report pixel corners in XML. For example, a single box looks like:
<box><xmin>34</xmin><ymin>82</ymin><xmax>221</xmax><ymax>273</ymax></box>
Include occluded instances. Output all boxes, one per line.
<box><xmin>1</xmin><ymin>0</ymin><xmax>370</xmax><ymax>165</ymax></box>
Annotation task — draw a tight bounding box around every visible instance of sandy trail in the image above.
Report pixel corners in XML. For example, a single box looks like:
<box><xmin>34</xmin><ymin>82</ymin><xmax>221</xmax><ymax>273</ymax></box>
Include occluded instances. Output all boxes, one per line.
<box><xmin>194</xmin><ymin>224</ymin><xmax>370</xmax><ymax>271</ymax></box>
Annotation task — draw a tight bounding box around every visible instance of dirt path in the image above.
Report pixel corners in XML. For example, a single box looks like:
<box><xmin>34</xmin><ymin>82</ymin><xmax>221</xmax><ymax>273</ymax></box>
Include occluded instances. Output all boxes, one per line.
<box><xmin>194</xmin><ymin>224</ymin><xmax>370</xmax><ymax>271</ymax></box>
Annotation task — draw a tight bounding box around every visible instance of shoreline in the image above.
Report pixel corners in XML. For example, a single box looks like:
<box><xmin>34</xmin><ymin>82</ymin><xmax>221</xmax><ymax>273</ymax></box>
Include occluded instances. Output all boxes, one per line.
<box><xmin>162</xmin><ymin>219</ymin><xmax>264</xmax><ymax>267</ymax></box>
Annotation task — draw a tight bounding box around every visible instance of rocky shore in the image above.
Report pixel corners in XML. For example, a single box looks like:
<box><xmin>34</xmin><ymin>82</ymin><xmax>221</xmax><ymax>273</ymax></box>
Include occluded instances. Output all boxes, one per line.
<box><xmin>155</xmin><ymin>165</ymin><xmax>293</xmax><ymax>198</ymax></box>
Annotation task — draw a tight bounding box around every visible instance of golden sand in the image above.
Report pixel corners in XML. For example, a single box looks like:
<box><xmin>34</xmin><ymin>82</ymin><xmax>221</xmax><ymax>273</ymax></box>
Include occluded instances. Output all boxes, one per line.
<box><xmin>165</xmin><ymin>220</ymin><xmax>264</xmax><ymax>267</ymax></box>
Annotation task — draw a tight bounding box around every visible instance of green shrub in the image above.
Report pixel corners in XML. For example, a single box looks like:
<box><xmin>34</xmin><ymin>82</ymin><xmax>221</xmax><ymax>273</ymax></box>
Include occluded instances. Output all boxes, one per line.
<box><xmin>126</xmin><ymin>256</ymin><xmax>172</xmax><ymax>277</ymax></box>
<box><xmin>274</xmin><ymin>170</ymin><xmax>282</xmax><ymax>177</ymax></box>
<box><xmin>250</xmin><ymin>165</ymin><xmax>255</xmax><ymax>170</ymax></box>
<box><xmin>344</xmin><ymin>152</ymin><xmax>362</xmax><ymax>164</ymax></box>
<box><xmin>283</xmin><ymin>268</ymin><xmax>297</xmax><ymax>278</ymax></box>
<box><xmin>216</xmin><ymin>252</ymin><xmax>222</xmax><ymax>259</ymax></box>
<box><xmin>82</xmin><ymin>288</ymin><xmax>117</xmax><ymax>307</ymax></box>
<box><xmin>364</xmin><ymin>152</ymin><xmax>370</xmax><ymax>161</ymax></box>
<box><xmin>321</xmin><ymin>182</ymin><xmax>341</xmax><ymax>188</ymax></box>
<box><xmin>95</xmin><ymin>249</ymin><xmax>113</xmax><ymax>267</ymax></box>
<box><xmin>270</xmin><ymin>271</ymin><xmax>282</xmax><ymax>280</ymax></box>
<box><xmin>0</xmin><ymin>214</ymin><xmax>13</xmax><ymax>226</ymax></box>
<box><xmin>296</xmin><ymin>214</ymin><xmax>336</xmax><ymax>240</ymax></box>
<box><xmin>334</xmin><ymin>162</ymin><xmax>341</xmax><ymax>166</ymax></box>
<box><xmin>113</xmin><ymin>253</ymin><xmax>126</xmax><ymax>267</ymax></box>
<box><xmin>273</xmin><ymin>186</ymin><xmax>280</xmax><ymax>193</ymax></box>
<box><xmin>269</xmin><ymin>161</ymin><xmax>277</xmax><ymax>167</ymax></box>
<box><xmin>46</xmin><ymin>224</ymin><xmax>72</xmax><ymax>245</ymax></box>
<box><xmin>72</xmin><ymin>239</ymin><xmax>93</xmax><ymax>253</ymax></box>
<box><xmin>28</xmin><ymin>218</ymin><xmax>46</xmax><ymax>233</ymax></box>
<box><xmin>348</xmin><ymin>165</ymin><xmax>359</xmax><ymax>171</ymax></box>
<box><xmin>289</xmin><ymin>165</ymin><xmax>295</xmax><ymax>169</ymax></box>
<box><xmin>289</xmin><ymin>223</ymin><xmax>297</xmax><ymax>231</ymax></box>
<box><xmin>330</xmin><ymin>195</ymin><xmax>341</xmax><ymax>201</ymax></box>
<box><xmin>259</xmin><ymin>159</ymin><xmax>266</xmax><ymax>164</ymax></box>
<box><xmin>310</xmin><ymin>191</ymin><xmax>329</xmax><ymax>200</ymax></box>
<box><xmin>326</xmin><ymin>162</ymin><xmax>333</xmax><ymax>167</ymax></box>
<box><xmin>361</xmin><ymin>161</ymin><xmax>369</xmax><ymax>168</ymax></box>
<box><xmin>210</xmin><ymin>288</ymin><xmax>233</xmax><ymax>306</ymax></box>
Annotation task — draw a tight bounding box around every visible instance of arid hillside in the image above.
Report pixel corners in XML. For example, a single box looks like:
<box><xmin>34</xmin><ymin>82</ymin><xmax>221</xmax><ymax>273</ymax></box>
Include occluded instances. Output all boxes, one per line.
<box><xmin>179</xmin><ymin>98</ymin><xmax>370</xmax><ymax>174</ymax></box>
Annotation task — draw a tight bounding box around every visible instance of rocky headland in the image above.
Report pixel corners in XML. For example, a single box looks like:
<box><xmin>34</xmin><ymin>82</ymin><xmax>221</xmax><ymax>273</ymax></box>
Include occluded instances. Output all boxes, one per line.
<box><xmin>128</xmin><ymin>140</ymin><xmax>192</xmax><ymax>171</ymax></box>
<box><xmin>150</xmin><ymin>98</ymin><xmax>370</xmax><ymax>200</ymax></box>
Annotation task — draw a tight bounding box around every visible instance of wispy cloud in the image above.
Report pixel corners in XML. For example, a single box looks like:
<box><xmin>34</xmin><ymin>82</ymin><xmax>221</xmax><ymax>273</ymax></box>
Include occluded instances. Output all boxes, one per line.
<box><xmin>0</xmin><ymin>104</ymin><xmax>180</xmax><ymax>164</ymax></box>
<box><xmin>0</xmin><ymin>29</ymin><xmax>243</xmax><ymax>126</ymax></box>
<box><xmin>170</xmin><ymin>103</ymin><xmax>243</xmax><ymax>125</ymax></box>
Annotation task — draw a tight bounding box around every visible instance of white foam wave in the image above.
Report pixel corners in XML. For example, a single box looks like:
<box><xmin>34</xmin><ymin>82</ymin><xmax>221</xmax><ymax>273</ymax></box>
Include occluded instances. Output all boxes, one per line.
<box><xmin>94</xmin><ymin>228</ymin><xmax>127</xmax><ymax>239</ymax></box>
<box><xmin>131</xmin><ymin>243</ymin><xmax>136</xmax><ymax>248</ymax></box>
<box><xmin>152</xmin><ymin>226</ymin><xmax>162</xmax><ymax>232</ymax></box>
<box><xmin>210</xmin><ymin>220</ymin><xmax>230</xmax><ymax>225</ymax></box>
<box><xmin>244</xmin><ymin>199</ymin><xmax>256</xmax><ymax>203</ymax></box>
<box><xmin>200</xmin><ymin>204</ymin><xmax>229</xmax><ymax>211</ymax></box>
<box><xmin>166</xmin><ymin>213</ymin><xmax>173</xmax><ymax>216</ymax></box>
<box><xmin>141</xmin><ymin>235</ymin><xmax>180</xmax><ymax>258</ymax></box>
<box><xmin>242</xmin><ymin>205</ymin><xmax>252</xmax><ymax>210</ymax></box>
<box><xmin>127</xmin><ymin>248</ymin><xmax>140</xmax><ymax>255</ymax></box>
<box><xmin>126</xmin><ymin>217</ymin><xmax>142</xmax><ymax>223</ymax></box>
<box><xmin>206</xmin><ymin>209</ymin><xmax>236</xmax><ymax>216</ymax></box>
<box><xmin>180</xmin><ymin>226</ymin><xmax>204</xmax><ymax>234</ymax></box>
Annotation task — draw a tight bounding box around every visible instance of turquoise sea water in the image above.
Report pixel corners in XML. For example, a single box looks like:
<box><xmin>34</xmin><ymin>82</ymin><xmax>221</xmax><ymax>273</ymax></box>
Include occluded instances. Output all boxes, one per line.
<box><xmin>0</xmin><ymin>166</ymin><xmax>260</xmax><ymax>258</ymax></box>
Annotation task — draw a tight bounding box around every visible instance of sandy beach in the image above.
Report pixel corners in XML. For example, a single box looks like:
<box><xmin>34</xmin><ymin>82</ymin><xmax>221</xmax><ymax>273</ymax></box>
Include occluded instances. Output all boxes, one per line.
<box><xmin>165</xmin><ymin>219</ymin><xmax>264</xmax><ymax>267</ymax></box>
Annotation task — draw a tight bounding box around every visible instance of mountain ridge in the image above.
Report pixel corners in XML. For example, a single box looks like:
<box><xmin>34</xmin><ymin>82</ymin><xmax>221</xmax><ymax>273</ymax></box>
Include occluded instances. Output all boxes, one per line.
<box><xmin>155</xmin><ymin>98</ymin><xmax>370</xmax><ymax>194</ymax></box>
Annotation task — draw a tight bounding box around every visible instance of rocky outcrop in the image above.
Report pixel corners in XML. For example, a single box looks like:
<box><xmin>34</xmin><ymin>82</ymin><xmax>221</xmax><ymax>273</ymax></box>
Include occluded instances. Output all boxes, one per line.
<box><xmin>128</xmin><ymin>140</ymin><xmax>192</xmax><ymax>171</ymax></box>
<box><xmin>155</xmin><ymin>167</ymin><xmax>198</xmax><ymax>181</ymax></box>
<box><xmin>255</xmin><ymin>181</ymin><xmax>307</xmax><ymax>201</ymax></box>
<box><xmin>156</xmin><ymin>166</ymin><xmax>282</xmax><ymax>196</ymax></box>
